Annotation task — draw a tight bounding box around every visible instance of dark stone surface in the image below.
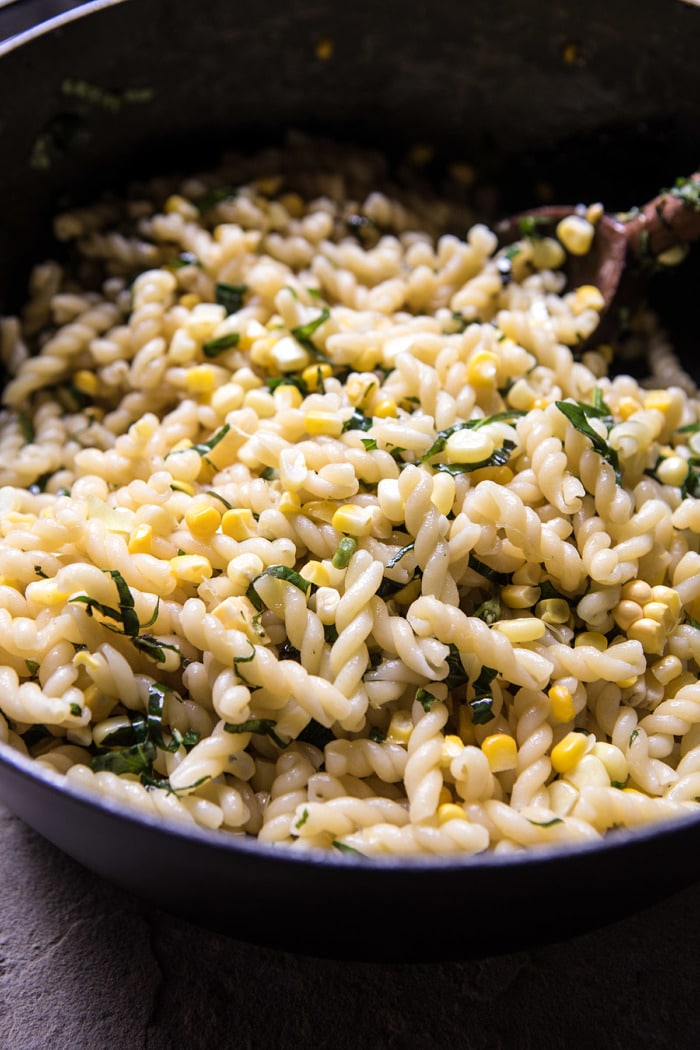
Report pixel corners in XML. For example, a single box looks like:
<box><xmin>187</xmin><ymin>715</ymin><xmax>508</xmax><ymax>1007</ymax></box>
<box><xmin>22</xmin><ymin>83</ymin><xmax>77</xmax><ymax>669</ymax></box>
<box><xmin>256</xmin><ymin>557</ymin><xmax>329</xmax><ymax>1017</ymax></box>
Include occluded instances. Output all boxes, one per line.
<box><xmin>1</xmin><ymin>802</ymin><xmax>699</xmax><ymax>1050</ymax></box>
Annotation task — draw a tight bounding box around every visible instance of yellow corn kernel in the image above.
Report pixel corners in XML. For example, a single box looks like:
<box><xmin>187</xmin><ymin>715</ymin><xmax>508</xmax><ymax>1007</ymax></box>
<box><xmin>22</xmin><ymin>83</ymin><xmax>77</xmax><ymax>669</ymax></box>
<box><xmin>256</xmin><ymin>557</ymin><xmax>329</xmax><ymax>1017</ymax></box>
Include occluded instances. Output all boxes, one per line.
<box><xmin>374</xmin><ymin>398</ymin><xmax>398</xmax><ymax>419</ymax></box>
<box><xmin>304</xmin><ymin>411</ymin><xmax>344</xmax><ymax>436</ymax></box>
<box><xmin>502</xmin><ymin>584</ymin><xmax>541</xmax><ymax>610</ymax></box>
<box><xmin>249</xmin><ymin>336</ymin><xmax>277</xmax><ymax>368</ymax></box>
<box><xmin>548</xmin><ymin>684</ymin><xmax>575</xmax><ymax>723</ymax></box>
<box><xmin>128</xmin><ymin>523</ymin><xmax>153</xmax><ymax>554</ymax></box>
<box><xmin>445</xmin><ymin>429</ymin><xmax>495</xmax><ymax>464</ymax></box>
<box><xmin>651</xmin><ymin>654</ymin><xmax>683</xmax><ymax>685</ymax></box>
<box><xmin>221</xmin><ymin>508</ymin><xmax>257</xmax><ymax>540</ymax></box>
<box><xmin>574</xmin><ymin>631</ymin><xmax>607</xmax><ymax>651</ymax></box>
<box><xmin>170</xmin><ymin>480</ymin><xmax>195</xmax><ymax>496</ymax></box>
<box><xmin>655</xmin><ymin>455</ymin><xmax>689</xmax><ymax>487</ymax></box>
<box><xmin>211</xmin><ymin>382</ymin><xmax>245</xmax><ymax>415</ymax></box>
<box><xmin>531</xmin><ymin>397</ymin><xmax>549</xmax><ymax>410</ymax></box>
<box><xmin>551</xmin><ymin>731</ymin><xmax>589</xmax><ymax>774</ymax></box>
<box><xmin>272</xmin><ymin>384</ymin><xmax>304</xmax><ymax>410</ymax></box>
<box><xmin>643</xmin><ymin>600</ymin><xmax>677</xmax><ymax>631</ymax></box>
<box><xmin>456</xmin><ymin>705</ymin><xmax>477</xmax><ymax>746</ymax></box>
<box><xmin>331</xmin><ymin>504</ymin><xmax>374</xmax><ymax>537</ymax></box>
<box><xmin>237</xmin><ymin>321</ymin><xmax>267</xmax><ymax>352</ymax></box>
<box><xmin>531</xmin><ymin>236</ymin><xmax>566</xmax><ymax>271</ymax></box>
<box><xmin>437</xmin><ymin>803</ymin><xmax>468</xmax><ymax>824</ymax></box>
<box><xmin>650</xmin><ymin>585</ymin><xmax>682</xmax><ymax>620</ymax></box>
<box><xmin>185</xmin><ymin>365</ymin><xmax>217</xmax><ymax>395</ymax></box>
<box><xmin>185</xmin><ymin>505</ymin><xmax>221</xmax><ymax>539</ymax></box>
<box><xmin>586</xmin><ymin>202</ymin><xmax>604</xmax><ymax>225</ymax></box>
<box><xmin>627</xmin><ymin>616</ymin><xmax>666</xmax><ymax>655</ymax></box>
<box><xmin>300</xmin><ymin>560</ymin><xmax>330</xmax><ymax>587</ymax></box>
<box><xmin>467</xmin><ymin>465</ymin><xmax>514</xmax><ymax>486</ymax></box>
<box><xmin>621</xmin><ymin>579</ymin><xmax>652</xmax><ymax>605</ymax></box>
<box><xmin>481</xmin><ymin>733</ymin><xmax>517</xmax><ymax>773</ymax></box>
<box><xmin>278</xmin><ymin>490</ymin><xmax>301</xmax><ymax>514</ymax></box>
<box><xmin>170</xmin><ymin>554</ymin><xmax>213</xmax><ymax>584</ymax></box>
<box><xmin>565</xmin><ymin>753</ymin><xmax>610</xmax><ymax>790</ymax></box>
<box><xmin>441</xmin><ymin>734</ymin><xmax>465</xmax><ymax>767</ymax></box>
<box><xmin>592</xmin><ymin>742</ymin><xmax>628</xmax><ymax>785</ymax></box>
<box><xmin>301</xmin><ymin>363</ymin><xmax>333</xmax><ymax>391</ymax></box>
<box><xmin>643</xmin><ymin>390</ymin><xmax>673</xmax><ymax>413</ymax></box>
<box><xmin>244</xmin><ymin>388</ymin><xmax>276</xmax><ymax>418</ymax></box>
<box><xmin>26</xmin><ymin>578</ymin><xmax>70</xmax><ymax>607</ymax></box>
<box><xmin>466</xmin><ymin>350</ymin><xmax>499</xmax><ymax>387</ymax></box>
<box><xmin>269</xmin><ymin>336</ymin><xmax>310</xmax><ymax>373</ymax></box>
<box><xmin>556</xmin><ymin>214</ymin><xmax>595</xmax><ymax>256</ymax></box>
<box><xmin>356</xmin><ymin>347</ymin><xmax>379</xmax><ymax>372</ymax></box>
<box><xmin>493</xmin><ymin>617</ymin><xmax>546</xmax><ymax>643</ymax></box>
<box><xmin>438</xmin><ymin>785</ymin><xmax>454</xmax><ymax>805</ymax></box>
<box><xmin>571</xmin><ymin>284</ymin><xmax>605</xmax><ymax>315</ymax></box>
<box><xmin>73</xmin><ymin>369</ymin><xmax>99</xmax><ymax>397</ymax></box>
<box><xmin>386</xmin><ymin>710</ymin><xmax>413</xmax><ymax>746</ymax></box>
<box><xmin>617</xmin><ymin>396</ymin><xmax>642</xmax><ymax>421</ymax></box>
<box><xmin>430</xmin><ymin>472</ymin><xmax>456</xmax><ymax>516</ymax></box>
<box><xmin>612</xmin><ymin>599</ymin><xmax>644</xmax><ymax>632</ymax></box>
<box><xmin>617</xmin><ymin>675</ymin><xmax>638</xmax><ymax>689</ymax></box>
<box><xmin>302</xmin><ymin>500</ymin><xmax>337</xmax><ymax>523</ymax></box>
<box><xmin>179</xmin><ymin>293</ymin><xmax>201</xmax><ymax>309</ymax></box>
<box><xmin>536</xmin><ymin>598</ymin><xmax>571</xmax><ymax>625</ymax></box>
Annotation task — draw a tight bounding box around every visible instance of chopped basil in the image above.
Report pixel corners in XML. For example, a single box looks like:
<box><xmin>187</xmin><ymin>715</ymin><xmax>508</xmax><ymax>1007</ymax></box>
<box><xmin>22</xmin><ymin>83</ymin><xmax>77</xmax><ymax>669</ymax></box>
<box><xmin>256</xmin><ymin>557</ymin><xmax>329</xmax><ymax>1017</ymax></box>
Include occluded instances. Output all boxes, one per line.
<box><xmin>468</xmin><ymin>554</ymin><xmax>511</xmax><ymax>585</ymax></box>
<box><xmin>132</xmin><ymin>635</ymin><xmax>185</xmax><ymax>665</ymax></box>
<box><xmin>247</xmin><ymin>564</ymin><xmax>311</xmax><ymax>611</ymax></box>
<box><xmin>473</xmin><ymin>596</ymin><xmax>501</xmax><ymax>624</ymax></box>
<box><xmin>670</xmin><ymin>175</ymin><xmax>700</xmax><ymax>211</ymax></box>
<box><xmin>69</xmin><ymin>703</ymin><xmax>82</xmax><ymax>717</ymax></box>
<box><xmin>291</xmin><ymin>307</ymin><xmax>330</xmax><ymax>357</ymax></box>
<box><xmin>469</xmin><ymin>666</ymin><xmax>498</xmax><ymax>725</ymax></box>
<box><xmin>342</xmin><ymin>408</ymin><xmax>373</xmax><ymax>433</ymax></box>
<box><xmin>332</xmin><ymin>840</ymin><xmax>365</xmax><ymax>855</ymax></box>
<box><xmin>195</xmin><ymin>186</ymin><xmax>237</xmax><ymax>212</ymax></box>
<box><xmin>202</xmin><ymin>332</ymin><xmax>240</xmax><ymax>358</ymax></box>
<box><xmin>611</xmin><ymin>780</ymin><xmax>626</xmax><ymax>790</ymax></box>
<box><xmin>297</xmin><ymin>719</ymin><xmax>335</xmax><ymax>750</ymax></box>
<box><xmin>422</xmin><ymin>412</ymin><xmax>524</xmax><ymax>462</ymax></box>
<box><xmin>206</xmin><ymin>490</ymin><xmax>233</xmax><ymax>510</ymax></box>
<box><xmin>25</xmin><ymin>659</ymin><xmax>40</xmax><ymax>676</ymax></box>
<box><xmin>216</xmin><ymin>282</ymin><xmax>248</xmax><ymax>315</ymax></box>
<box><xmin>323</xmin><ymin>623</ymin><xmax>339</xmax><ymax>644</ymax></box>
<box><xmin>369</xmin><ymin>726</ymin><xmax>386</xmax><ymax>743</ymax></box>
<box><xmin>91</xmin><ymin>739</ymin><xmax>156</xmax><ymax>775</ymax></box>
<box><xmin>444</xmin><ymin>644</ymin><xmax>469</xmax><ymax>690</ymax></box>
<box><xmin>433</xmin><ymin>438</ymin><xmax>516</xmax><ymax>476</ymax></box>
<box><xmin>361</xmin><ymin>438</ymin><xmax>378</xmax><ymax>451</ymax></box>
<box><xmin>526</xmin><ymin>816</ymin><xmax>563</xmax><ymax>827</ymax></box>
<box><xmin>386</xmin><ymin>542</ymin><xmax>415</xmax><ymax>569</ymax></box>
<box><xmin>18</xmin><ymin>411</ymin><xmax>35</xmax><ymax>445</ymax></box>
<box><xmin>518</xmin><ymin>215</ymin><xmax>549</xmax><ymax>238</ymax></box>
<box><xmin>295</xmin><ymin>807</ymin><xmax>309</xmax><ymax>829</ymax></box>
<box><xmin>629</xmin><ymin>729</ymin><xmax>639</xmax><ymax>744</ymax></box>
<box><xmin>450</xmin><ymin>311</ymin><xmax>469</xmax><ymax>333</ymax></box>
<box><xmin>556</xmin><ymin>400</ymin><xmax>621</xmax><ymax>483</ymax></box>
<box><xmin>267</xmin><ymin>374</ymin><xmax>308</xmax><ymax>396</ymax></box>
<box><xmin>189</xmin><ymin>422</ymin><xmax>231</xmax><ymax>457</ymax></box>
<box><xmin>332</xmin><ymin>536</ymin><xmax>357</xmax><ymax>569</ymax></box>
<box><xmin>169</xmin><ymin>251</ymin><xmax>202</xmax><ymax>269</ymax></box>
<box><xmin>416</xmin><ymin>688</ymin><xmax>438</xmax><ymax>711</ymax></box>
<box><xmin>34</xmin><ymin>565</ymin><xmax>48</xmax><ymax>579</ymax></box>
<box><xmin>224</xmin><ymin>717</ymin><xmax>288</xmax><ymax>749</ymax></box>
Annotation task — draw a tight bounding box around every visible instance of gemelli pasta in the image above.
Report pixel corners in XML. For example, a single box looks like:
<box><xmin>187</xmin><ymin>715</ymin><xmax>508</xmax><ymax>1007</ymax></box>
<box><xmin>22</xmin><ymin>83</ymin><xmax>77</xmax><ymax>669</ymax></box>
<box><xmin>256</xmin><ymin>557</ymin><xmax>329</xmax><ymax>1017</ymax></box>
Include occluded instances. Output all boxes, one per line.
<box><xmin>1</xmin><ymin>136</ymin><xmax>700</xmax><ymax>856</ymax></box>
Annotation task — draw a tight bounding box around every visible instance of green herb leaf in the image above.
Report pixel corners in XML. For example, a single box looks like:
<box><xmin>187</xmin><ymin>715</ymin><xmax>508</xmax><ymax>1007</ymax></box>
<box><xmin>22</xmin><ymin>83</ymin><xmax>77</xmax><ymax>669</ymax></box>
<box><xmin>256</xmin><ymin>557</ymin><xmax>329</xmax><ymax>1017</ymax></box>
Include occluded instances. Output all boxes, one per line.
<box><xmin>70</xmin><ymin>702</ymin><xmax>82</xmax><ymax>717</ymax></box>
<box><xmin>416</xmin><ymin>688</ymin><xmax>438</xmax><ymax>711</ymax></box>
<box><xmin>556</xmin><ymin>400</ymin><xmax>621</xmax><ymax>483</ymax></box>
<box><xmin>433</xmin><ymin>439</ymin><xmax>516</xmax><ymax>476</ymax></box>
<box><xmin>216</xmin><ymin>282</ymin><xmax>248</xmax><ymax>314</ymax></box>
<box><xmin>91</xmin><ymin>739</ymin><xmax>156</xmax><ymax>775</ymax></box>
<box><xmin>297</xmin><ymin>719</ymin><xmax>335</xmax><ymax>751</ymax></box>
<box><xmin>422</xmin><ymin>412</ymin><xmax>524</xmax><ymax>462</ymax></box>
<box><xmin>224</xmin><ymin>718</ymin><xmax>288</xmax><ymax>749</ymax></box>
<box><xmin>202</xmin><ymin>332</ymin><xmax>240</xmax><ymax>358</ymax></box>
<box><xmin>342</xmin><ymin>408</ymin><xmax>373</xmax><ymax>433</ymax></box>
<box><xmin>25</xmin><ymin>659</ymin><xmax>40</xmax><ymax>676</ymax></box>
<box><xmin>526</xmin><ymin>816</ymin><xmax>563</xmax><ymax>827</ymax></box>
<box><xmin>291</xmin><ymin>307</ymin><xmax>330</xmax><ymax>357</ymax></box>
<box><xmin>332</xmin><ymin>840</ymin><xmax>365</xmax><ymax>855</ymax></box>
<box><xmin>386</xmin><ymin>542</ymin><xmax>415</xmax><ymax>570</ymax></box>
<box><xmin>473</xmin><ymin>596</ymin><xmax>501</xmax><ymax>624</ymax></box>
<box><xmin>189</xmin><ymin>423</ymin><xmax>231</xmax><ymax>457</ymax></box>
<box><xmin>194</xmin><ymin>186</ymin><xmax>237</xmax><ymax>212</ymax></box>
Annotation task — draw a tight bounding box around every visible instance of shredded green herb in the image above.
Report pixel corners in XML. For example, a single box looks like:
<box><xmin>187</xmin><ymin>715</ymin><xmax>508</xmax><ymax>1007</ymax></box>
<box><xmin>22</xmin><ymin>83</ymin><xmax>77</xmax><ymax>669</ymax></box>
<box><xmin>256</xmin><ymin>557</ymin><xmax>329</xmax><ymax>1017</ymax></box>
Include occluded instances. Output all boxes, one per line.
<box><xmin>202</xmin><ymin>332</ymin><xmax>240</xmax><ymax>358</ymax></box>
<box><xmin>556</xmin><ymin>400</ymin><xmax>621</xmax><ymax>483</ymax></box>
<box><xmin>224</xmin><ymin>718</ymin><xmax>288</xmax><ymax>749</ymax></box>
<box><xmin>291</xmin><ymin>307</ymin><xmax>330</xmax><ymax>358</ymax></box>
<box><xmin>216</xmin><ymin>282</ymin><xmax>248</xmax><ymax>314</ymax></box>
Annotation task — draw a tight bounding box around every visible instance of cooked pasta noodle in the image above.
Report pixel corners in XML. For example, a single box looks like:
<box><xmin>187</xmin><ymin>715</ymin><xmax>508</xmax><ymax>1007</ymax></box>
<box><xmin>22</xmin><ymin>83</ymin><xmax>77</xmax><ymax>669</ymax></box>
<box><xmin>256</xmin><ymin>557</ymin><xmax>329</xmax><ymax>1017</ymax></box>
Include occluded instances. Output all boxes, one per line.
<box><xmin>1</xmin><ymin>135</ymin><xmax>699</xmax><ymax>857</ymax></box>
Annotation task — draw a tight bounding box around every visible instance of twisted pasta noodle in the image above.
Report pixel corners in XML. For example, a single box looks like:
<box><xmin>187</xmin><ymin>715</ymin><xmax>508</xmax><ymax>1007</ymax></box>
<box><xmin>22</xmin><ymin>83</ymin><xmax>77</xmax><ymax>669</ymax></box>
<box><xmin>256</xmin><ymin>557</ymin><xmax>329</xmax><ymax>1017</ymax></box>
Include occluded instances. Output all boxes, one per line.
<box><xmin>291</xmin><ymin>796</ymin><xmax>410</xmax><ymax>839</ymax></box>
<box><xmin>403</xmin><ymin>700</ymin><xmax>448</xmax><ymax>823</ymax></box>
<box><xmin>324</xmin><ymin>738</ymin><xmax>408</xmax><ymax>783</ymax></box>
<box><xmin>337</xmin><ymin>818</ymin><xmax>490</xmax><ymax>856</ymax></box>
<box><xmin>258</xmin><ymin>748</ymin><xmax>321</xmax><ymax>843</ymax></box>
<box><xmin>510</xmin><ymin>688</ymin><xmax>553</xmax><ymax>810</ymax></box>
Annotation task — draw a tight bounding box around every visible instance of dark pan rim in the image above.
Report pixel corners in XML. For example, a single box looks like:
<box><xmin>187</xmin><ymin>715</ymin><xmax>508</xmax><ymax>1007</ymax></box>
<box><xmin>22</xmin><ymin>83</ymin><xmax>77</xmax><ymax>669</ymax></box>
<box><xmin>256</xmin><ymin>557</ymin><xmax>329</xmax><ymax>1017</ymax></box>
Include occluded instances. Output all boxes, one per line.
<box><xmin>2</xmin><ymin>734</ymin><xmax>700</xmax><ymax>875</ymax></box>
<box><xmin>0</xmin><ymin>0</ymin><xmax>127</xmax><ymax>56</ymax></box>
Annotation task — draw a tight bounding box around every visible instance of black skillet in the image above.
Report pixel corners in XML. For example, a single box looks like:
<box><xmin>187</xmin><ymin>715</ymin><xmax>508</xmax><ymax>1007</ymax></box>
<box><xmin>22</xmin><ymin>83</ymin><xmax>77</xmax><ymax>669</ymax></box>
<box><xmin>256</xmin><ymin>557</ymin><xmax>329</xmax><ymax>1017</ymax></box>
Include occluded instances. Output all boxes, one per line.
<box><xmin>1</xmin><ymin>0</ymin><xmax>700</xmax><ymax>963</ymax></box>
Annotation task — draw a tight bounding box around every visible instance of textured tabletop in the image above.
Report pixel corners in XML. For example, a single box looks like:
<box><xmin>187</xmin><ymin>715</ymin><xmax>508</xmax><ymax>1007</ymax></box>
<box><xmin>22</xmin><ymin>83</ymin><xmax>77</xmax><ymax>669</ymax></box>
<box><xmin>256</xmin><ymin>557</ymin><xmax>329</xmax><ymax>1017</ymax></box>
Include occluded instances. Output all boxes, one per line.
<box><xmin>0</xmin><ymin>800</ymin><xmax>699</xmax><ymax>1050</ymax></box>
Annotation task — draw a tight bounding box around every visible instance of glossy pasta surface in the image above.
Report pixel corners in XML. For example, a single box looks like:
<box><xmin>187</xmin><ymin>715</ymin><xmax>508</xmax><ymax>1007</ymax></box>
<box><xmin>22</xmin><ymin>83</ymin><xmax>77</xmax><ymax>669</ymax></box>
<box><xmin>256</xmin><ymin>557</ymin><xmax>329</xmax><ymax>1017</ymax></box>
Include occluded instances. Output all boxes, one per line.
<box><xmin>1</xmin><ymin>139</ymin><xmax>699</xmax><ymax>856</ymax></box>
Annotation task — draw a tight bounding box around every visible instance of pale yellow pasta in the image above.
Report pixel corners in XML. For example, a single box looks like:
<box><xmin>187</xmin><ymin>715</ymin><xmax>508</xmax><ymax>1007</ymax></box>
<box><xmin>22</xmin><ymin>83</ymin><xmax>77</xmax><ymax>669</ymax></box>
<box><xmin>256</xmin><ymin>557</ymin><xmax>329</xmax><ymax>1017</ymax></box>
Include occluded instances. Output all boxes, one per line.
<box><xmin>0</xmin><ymin>136</ymin><xmax>699</xmax><ymax>858</ymax></box>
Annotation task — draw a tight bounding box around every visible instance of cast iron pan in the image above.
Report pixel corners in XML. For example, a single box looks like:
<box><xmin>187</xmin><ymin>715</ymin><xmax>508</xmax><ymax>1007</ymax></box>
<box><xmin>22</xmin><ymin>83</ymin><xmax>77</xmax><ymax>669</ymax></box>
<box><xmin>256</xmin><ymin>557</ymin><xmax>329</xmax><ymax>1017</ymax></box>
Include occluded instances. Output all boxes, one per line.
<box><xmin>0</xmin><ymin>0</ymin><xmax>699</xmax><ymax>962</ymax></box>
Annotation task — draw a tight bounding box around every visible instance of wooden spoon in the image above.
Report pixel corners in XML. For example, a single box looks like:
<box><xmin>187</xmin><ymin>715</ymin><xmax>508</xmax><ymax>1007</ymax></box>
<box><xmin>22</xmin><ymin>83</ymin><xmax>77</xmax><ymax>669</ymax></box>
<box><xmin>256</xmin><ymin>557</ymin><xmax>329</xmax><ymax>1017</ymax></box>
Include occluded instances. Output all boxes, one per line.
<box><xmin>495</xmin><ymin>172</ymin><xmax>700</xmax><ymax>350</ymax></box>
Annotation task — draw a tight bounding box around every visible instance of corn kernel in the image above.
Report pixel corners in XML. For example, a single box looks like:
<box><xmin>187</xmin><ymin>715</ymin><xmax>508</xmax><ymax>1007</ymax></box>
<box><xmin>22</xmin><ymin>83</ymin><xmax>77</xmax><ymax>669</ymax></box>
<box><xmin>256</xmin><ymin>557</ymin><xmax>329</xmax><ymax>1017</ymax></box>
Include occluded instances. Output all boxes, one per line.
<box><xmin>278</xmin><ymin>490</ymin><xmax>302</xmax><ymax>514</ymax></box>
<box><xmin>467</xmin><ymin>465</ymin><xmax>514</xmax><ymax>486</ymax></box>
<box><xmin>211</xmin><ymin>382</ymin><xmax>245</xmax><ymax>415</ymax></box>
<box><xmin>179</xmin><ymin>292</ymin><xmax>201</xmax><ymax>309</ymax></box>
<box><xmin>221</xmin><ymin>508</ymin><xmax>257</xmax><ymax>540</ymax></box>
<box><xmin>502</xmin><ymin>584</ymin><xmax>541</xmax><ymax>610</ymax></box>
<box><xmin>617</xmin><ymin>676</ymin><xmax>638</xmax><ymax>689</ymax></box>
<box><xmin>655</xmin><ymin>455</ymin><xmax>689</xmax><ymax>487</ymax></box>
<box><xmin>185</xmin><ymin>505</ymin><xmax>221</xmax><ymax>539</ymax></box>
<box><xmin>548</xmin><ymin>684</ymin><xmax>575</xmax><ymax>723</ymax></box>
<box><xmin>481</xmin><ymin>733</ymin><xmax>517</xmax><ymax>772</ymax></box>
<box><xmin>374</xmin><ymin>398</ymin><xmax>398</xmax><ymax>419</ymax></box>
<box><xmin>272</xmin><ymin>383</ymin><xmax>304</xmax><ymax>410</ymax></box>
<box><xmin>531</xmin><ymin>237</ymin><xmax>566</xmax><ymax>271</ymax></box>
<box><xmin>165</xmin><ymin>194</ymin><xmax>197</xmax><ymax>219</ymax></box>
<box><xmin>128</xmin><ymin>523</ymin><xmax>153</xmax><ymax>554</ymax></box>
<box><xmin>304</xmin><ymin>412</ymin><xmax>344</xmax><ymax>436</ymax></box>
<box><xmin>445</xmin><ymin>429</ymin><xmax>495</xmax><ymax>465</ymax></box>
<box><xmin>438</xmin><ymin>785</ymin><xmax>454</xmax><ymax>805</ymax></box>
<box><xmin>185</xmin><ymin>365</ymin><xmax>217</xmax><ymax>395</ymax></box>
<box><xmin>536</xmin><ymin>598</ymin><xmax>570</xmax><ymax>624</ymax></box>
<box><xmin>25</xmin><ymin>578</ymin><xmax>70</xmax><ymax>607</ymax></box>
<box><xmin>269</xmin><ymin>336</ymin><xmax>310</xmax><ymax>373</ymax></box>
<box><xmin>466</xmin><ymin>350</ymin><xmax>499</xmax><ymax>387</ymax></box>
<box><xmin>386</xmin><ymin>711</ymin><xmax>413</xmax><ymax>746</ymax></box>
<box><xmin>430</xmin><ymin>472</ymin><xmax>456</xmax><ymax>515</ymax></box>
<box><xmin>612</xmin><ymin>598</ymin><xmax>644</xmax><ymax>631</ymax></box>
<box><xmin>571</xmin><ymin>284</ymin><xmax>605</xmax><ymax>315</ymax></box>
<box><xmin>657</xmin><ymin>244</ymin><xmax>689</xmax><ymax>268</ymax></box>
<box><xmin>592</xmin><ymin>742</ymin><xmax>628</xmax><ymax>785</ymax></box>
<box><xmin>621</xmin><ymin>579</ymin><xmax>652</xmax><ymax>604</ymax></box>
<box><xmin>244</xmin><ymin>389</ymin><xmax>276</xmax><ymax>418</ymax></box>
<box><xmin>441</xmin><ymin>734</ymin><xmax>465</xmax><ymax>767</ymax></box>
<box><xmin>493</xmin><ymin>617</ymin><xmax>546</xmax><ymax>643</ymax></box>
<box><xmin>356</xmin><ymin>347</ymin><xmax>379</xmax><ymax>372</ymax></box>
<box><xmin>556</xmin><ymin>214</ymin><xmax>595</xmax><ymax>256</ymax></box>
<box><xmin>643</xmin><ymin>600</ymin><xmax>677</xmax><ymax>631</ymax></box>
<box><xmin>627</xmin><ymin>616</ymin><xmax>666</xmax><ymax>655</ymax></box>
<box><xmin>300</xmin><ymin>560</ymin><xmax>330</xmax><ymax>587</ymax></box>
<box><xmin>651</xmin><ymin>654</ymin><xmax>683</xmax><ymax>685</ymax></box>
<box><xmin>643</xmin><ymin>390</ymin><xmax>673</xmax><ymax>413</ymax></box>
<box><xmin>301</xmin><ymin>363</ymin><xmax>333</xmax><ymax>391</ymax></box>
<box><xmin>331</xmin><ymin>504</ymin><xmax>374</xmax><ymax>537</ymax></box>
<box><xmin>437</xmin><ymin>803</ymin><xmax>468</xmax><ymax>824</ymax></box>
<box><xmin>531</xmin><ymin>397</ymin><xmax>549</xmax><ymax>410</ymax></box>
<box><xmin>551</xmin><ymin>731</ymin><xmax>590</xmax><ymax>774</ymax></box>
<box><xmin>73</xmin><ymin>369</ymin><xmax>99</xmax><ymax>397</ymax></box>
<box><xmin>170</xmin><ymin>554</ymin><xmax>213</xmax><ymax>583</ymax></box>
<box><xmin>586</xmin><ymin>202</ymin><xmax>604</xmax><ymax>225</ymax></box>
<box><xmin>565</xmin><ymin>753</ymin><xmax>610</xmax><ymax>789</ymax></box>
<box><xmin>170</xmin><ymin>480</ymin><xmax>195</xmax><ymax>496</ymax></box>
<box><xmin>393</xmin><ymin>578</ymin><xmax>421</xmax><ymax>604</ymax></box>
<box><xmin>73</xmin><ymin>650</ymin><xmax>101</xmax><ymax>673</ymax></box>
<box><xmin>574</xmin><ymin>631</ymin><xmax>607</xmax><ymax>651</ymax></box>
<box><xmin>650</xmin><ymin>585</ymin><xmax>682</xmax><ymax>619</ymax></box>
<box><xmin>617</xmin><ymin>396</ymin><xmax>642</xmax><ymax>420</ymax></box>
